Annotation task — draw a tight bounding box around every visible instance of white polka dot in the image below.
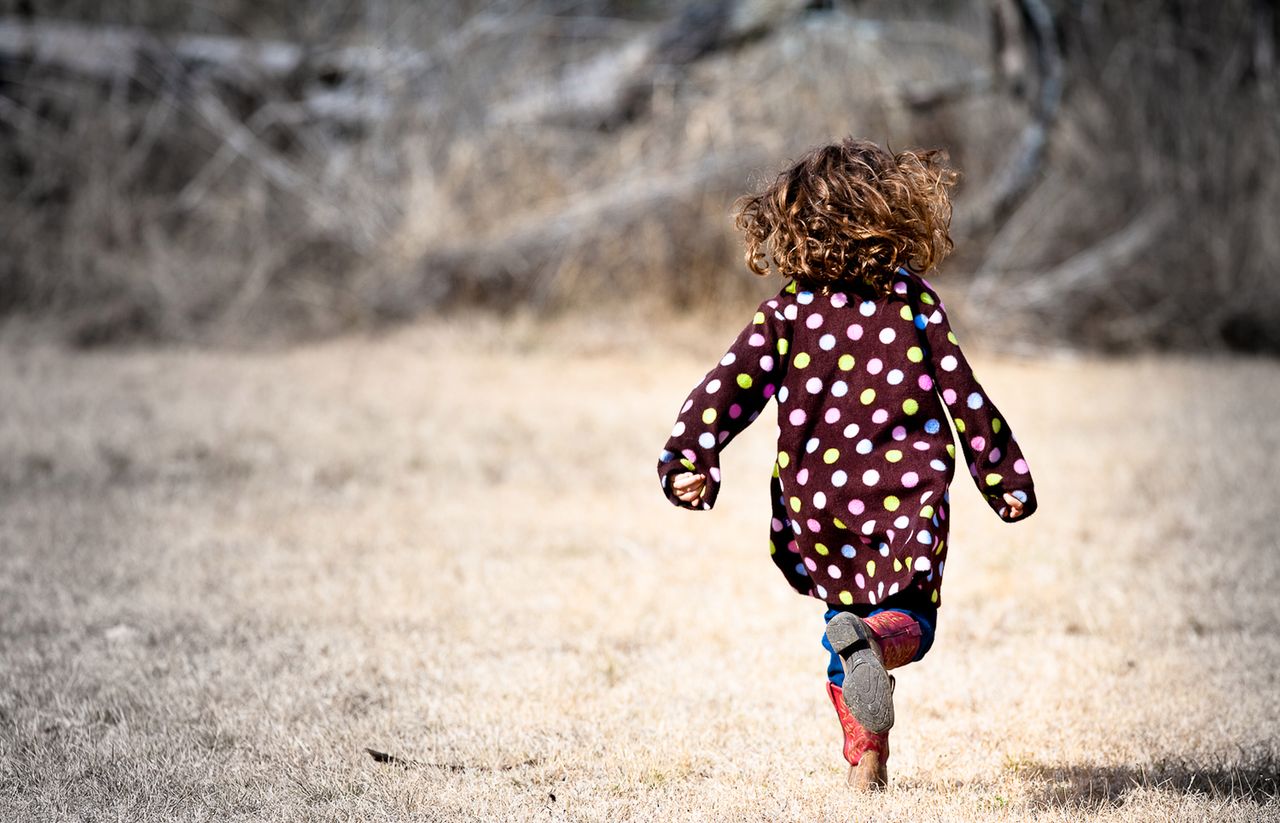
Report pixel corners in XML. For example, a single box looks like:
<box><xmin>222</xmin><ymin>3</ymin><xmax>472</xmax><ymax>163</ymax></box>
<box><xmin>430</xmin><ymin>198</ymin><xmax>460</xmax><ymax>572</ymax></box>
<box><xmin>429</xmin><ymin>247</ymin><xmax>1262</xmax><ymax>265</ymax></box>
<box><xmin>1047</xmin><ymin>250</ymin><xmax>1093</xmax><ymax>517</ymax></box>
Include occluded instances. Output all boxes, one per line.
<box><xmin>827</xmin><ymin>564</ymin><xmax>842</xmax><ymax>579</ymax></box>
<box><xmin>856</xmin><ymin>439</ymin><xmax>873</xmax><ymax>455</ymax></box>
<box><xmin>797</xmin><ymin>291</ymin><xmax>814</xmax><ymax>305</ymax></box>
<box><xmin>867</xmin><ymin>358</ymin><xmax>883</xmax><ymax>375</ymax></box>
<box><xmin>806</xmin><ymin>377</ymin><xmax>823</xmax><ymax>394</ymax></box>
<box><xmin>681</xmin><ymin>399</ymin><xmax>693</xmax><ymax>413</ymax></box>
<box><xmin>806</xmin><ymin>438</ymin><xmax>820</xmax><ymax>453</ymax></box>
<box><xmin>778</xmin><ymin>386</ymin><xmax>789</xmax><ymax>403</ymax></box>
<box><xmin>832</xmin><ymin>470</ymin><xmax>848</xmax><ymax>487</ymax></box>
<box><xmin>813</xmin><ymin>491</ymin><xmax>827</xmax><ymax>508</ymax></box>
<box><xmin>914</xmin><ymin>557</ymin><xmax>932</xmax><ymax>571</ymax></box>
<box><xmin>879</xmin><ymin>327</ymin><xmax>896</xmax><ymax>344</ymax></box>
<box><xmin>698</xmin><ymin>432</ymin><xmax>715</xmax><ymax>448</ymax></box>
<box><xmin>843</xmin><ymin>423</ymin><xmax>860</xmax><ymax>438</ymax></box>
<box><xmin>784</xmin><ymin>304</ymin><xmax>798</xmax><ymax>320</ymax></box>
<box><xmin>760</xmin><ymin>355</ymin><xmax>774</xmax><ymax>371</ymax></box>
<box><xmin>705</xmin><ymin>379</ymin><xmax>721</xmax><ymax>393</ymax></box>
<box><xmin>672</xmin><ymin>421</ymin><xmax>686</xmax><ymax>436</ymax></box>
<box><xmin>819</xmin><ymin>333</ymin><xmax>836</xmax><ymax>350</ymax></box>
<box><xmin>871</xmin><ymin>409</ymin><xmax>888</xmax><ymax>424</ymax></box>
<box><xmin>831</xmin><ymin>381</ymin><xmax>848</xmax><ymax>397</ymax></box>
<box><xmin>940</xmin><ymin>354</ymin><xmax>958</xmax><ymax>371</ymax></box>
<box><xmin>720</xmin><ymin>352</ymin><xmax>736</xmax><ymax>366</ymax></box>
<box><xmin>862</xmin><ymin>469</ymin><xmax>880</xmax><ymax>485</ymax></box>
<box><xmin>894</xmin><ymin>515</ymin><xmax>910</xmax><ymax>529</ymax></box>
<box><xmin>859</xmin><ymin>301</ymin><xmax>876</xmax><ymax>316</ymax></box>
<box><xmin>886</xmin><ymin>369</ymin><xmax>904</xmax><ymax>385</ymax></box>
<box><xmin>816</xmin><ymin>584</ymin><xmax>828</xmax><ymax>598</ymax></box>
<box><xmin>824</xmin><ymin>407</ymin><xmax>840</xmax><ymax>424</ymax></box>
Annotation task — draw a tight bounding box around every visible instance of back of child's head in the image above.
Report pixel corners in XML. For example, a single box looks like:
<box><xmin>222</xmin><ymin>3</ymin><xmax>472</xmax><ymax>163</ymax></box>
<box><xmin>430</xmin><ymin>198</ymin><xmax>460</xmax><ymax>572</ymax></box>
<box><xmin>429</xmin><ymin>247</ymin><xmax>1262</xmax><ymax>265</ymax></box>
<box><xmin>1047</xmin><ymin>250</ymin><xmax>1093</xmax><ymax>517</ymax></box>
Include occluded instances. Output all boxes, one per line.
<box><xmin>734</xmin><ymin>138</ymin><xmax>959</xmax><ymax>296</ymax></box>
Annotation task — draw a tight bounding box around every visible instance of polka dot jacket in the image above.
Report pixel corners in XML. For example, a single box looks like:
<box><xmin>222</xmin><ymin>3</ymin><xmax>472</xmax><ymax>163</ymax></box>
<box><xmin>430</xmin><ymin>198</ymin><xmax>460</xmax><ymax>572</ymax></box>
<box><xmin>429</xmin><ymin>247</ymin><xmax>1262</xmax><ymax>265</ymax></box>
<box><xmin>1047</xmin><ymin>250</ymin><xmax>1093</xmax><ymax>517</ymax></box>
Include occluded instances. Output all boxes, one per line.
<box><xmin>656</xmin><ymin>269</ymin><xmax>1038</xmax><ymax>608</ymax></box>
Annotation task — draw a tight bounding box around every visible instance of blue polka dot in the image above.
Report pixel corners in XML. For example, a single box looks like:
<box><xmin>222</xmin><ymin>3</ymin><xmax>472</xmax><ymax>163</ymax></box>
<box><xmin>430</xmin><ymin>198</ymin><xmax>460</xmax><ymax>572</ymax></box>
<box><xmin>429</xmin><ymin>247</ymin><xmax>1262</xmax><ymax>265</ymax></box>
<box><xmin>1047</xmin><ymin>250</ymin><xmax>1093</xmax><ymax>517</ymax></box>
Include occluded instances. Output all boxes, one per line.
<box><xmin>914</xmin><ymin>314</ymin><xmax>927</xmax><ymax>329</ymax></box>
<box><xmin>795</xmin><ymin>563</ymin><xmax>809</xmax><ymax>576</ymax></box>
<box><xmin>924</xmin><ymin>418</ymin><xmax>941</xmax><ymax>434</ymax></box>
<box><xmin>841</xmin><ymin>544</ymin><xmax>855</xmax><ymax>558</ymax></box>
<box><xmin>660</xmin><ymin>450</ymin><xmax>674</xmax><ymax>461</ymax></box>
<box><xmin>967</xmin><ymin>392</ymin><xmax>984</xmax><ymax>409</ymax></box>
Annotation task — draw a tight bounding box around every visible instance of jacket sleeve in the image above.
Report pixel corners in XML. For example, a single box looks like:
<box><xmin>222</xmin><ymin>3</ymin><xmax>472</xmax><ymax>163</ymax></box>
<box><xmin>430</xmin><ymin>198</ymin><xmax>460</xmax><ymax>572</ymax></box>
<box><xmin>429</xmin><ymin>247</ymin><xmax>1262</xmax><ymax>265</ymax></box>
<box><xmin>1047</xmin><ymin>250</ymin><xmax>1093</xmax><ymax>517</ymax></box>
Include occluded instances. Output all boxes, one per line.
<box><xmin>914</xmin><ymin>276</ymin><xmax>1038</xmax><ymax>521</ymax></box>
<box><xmin>656</xmin><ymin>296</ymin><xmax>790</xmax><ymax>511</ymax></box>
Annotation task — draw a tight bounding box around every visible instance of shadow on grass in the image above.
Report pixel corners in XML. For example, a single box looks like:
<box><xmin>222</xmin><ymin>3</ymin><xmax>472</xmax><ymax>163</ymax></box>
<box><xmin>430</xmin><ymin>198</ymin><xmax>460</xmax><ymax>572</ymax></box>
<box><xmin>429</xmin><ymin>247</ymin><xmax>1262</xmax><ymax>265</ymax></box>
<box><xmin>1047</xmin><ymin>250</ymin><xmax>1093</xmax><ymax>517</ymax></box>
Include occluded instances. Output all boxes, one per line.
<box><xmin>1012</xmin><ymin>752</ymin><xmax>1279</xmax><ymax>809</ymax></box>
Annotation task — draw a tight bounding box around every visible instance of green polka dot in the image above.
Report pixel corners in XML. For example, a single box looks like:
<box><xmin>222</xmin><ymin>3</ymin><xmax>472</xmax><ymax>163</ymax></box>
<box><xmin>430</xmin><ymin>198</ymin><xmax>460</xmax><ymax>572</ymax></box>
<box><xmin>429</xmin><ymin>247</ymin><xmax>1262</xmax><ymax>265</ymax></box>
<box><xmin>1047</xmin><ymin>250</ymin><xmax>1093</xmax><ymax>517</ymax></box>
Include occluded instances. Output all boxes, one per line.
<box><xmin>702</xmin><ymin>408</ymin><xmax>716</xmax><ymax>424</ymax></box>
<box><xmin>838</xmin><ymin>590</ymin><xmax>853</xmax><ymax>605</ymax></box>
<box><xmin>777</xmin><ymin>338</ymin><xmax>789</xmax><ymax>355</ymax></box>
<box><xmin>866</xmin><ymin>560</ymin><xmax>876</xmax><ymax>578</ymax></box>
<box><xmin>785</xmin><ymin>281</ymin><xmax>797</xmax><ymax>294</ymax></box>
<box><xmin>992</xmin><ymin>418</ymin><xmax>1002</xmax><ymax>433</ymax></box>
<box><xmin>907</xmin><ymin>346</ymin><xmax>923</xmax><ymax>363</ymax></box>
<box><xmin>885</xmin><ymin>449</ymin><xmax>903</xmax><ymax>463</ymax></box>
<box><xmin>921</xmin><ymin>293</ymin><xmax>935</xmax><ymax>305</ymax></box>
<box><xmin>753</xmin><ymin>311</ymin><xmax>766</xmax><ymax>324</ymax></box>
<box><xmin>902</xmin><ymin>398</ymin><xmax>919</xmax><ymax>415</ymax></box>
<box><xmin>860</xmin><ymin>388</ymin><xmax>876</xmax><ymax>405</ymax></box>
<box><xmin>815</xmin><ymin>542</ymin><xmax>829</xmax><ymax>556</ymax></box>
<box><xmin>680</xmin><ymin>458</ymin><xmax>696</xmax><ymax>470</ymax></box>
<box><xmin>946</xmin><ymin>444</ymin><xmax>956</xmax><ymax>457</ymax></box>
<box><xmin>954</xmin><ymin>418</ymin><xmax>965</xmax><ymax>433</ymax></box>
<box><xmin>920</xmin><ymin>505</ymin><xmax>934</xmax><ymax>519</ymax></box>
<box><xmin>838</xmin><ymin>354</ymin><xmax>855</xmax><ymax>370</ymax></box>
<box><xmin>793</xmin><ymin>352</ymin><xmax>811</xmax><ymax>369</ymax></box>
<box><xmin>985</xmin><ymin>473</ymin><xmax>1003</xmax><ymax>486</ymax></box>
<box><xmin>769</xmin><ymin>540</ymin><xmax>776</xmax><ymax>555</ymax></box>
<box><xmin>900</xmin><ymin>305</ymin><xmax>913</xmax><ymax>321</ymax></box>
<box><xmin>833</xmin><ymin>517</ymin><xmax>847</xmax><ymax>530</ymax></box>
<box><xmin>947</xmin><ymin>331</ymin><xmax>958</xmax><ymax>344</ymax></box>
<box><xmin>736</xmin><ymin>373</ymin><xmax>753</xmax><ymax>389</ymax></box>
<box><xmin>884</xmin><ymin>495</ymin><xmax>900</xmax><ymax>512</ymax></box>
<box><xmin>823</xmin><ymin>448</ymin><xmax>840</xmax><ymax>464</ymax></box>
<box><xmin>789</xmin><ymin>496</ymin><xmax>801</xmax><ymax>512</ymax></box>
<box><xmin>931</xmin><ymin>589</ymin><xmax>939</xmax><ymax>603</ymax></box>
<box><xmin>778</xmin><ymin>451</ymin><xmax>790</xmax><ymax>468</ymax></box>
<box><xmin>893</xmin><ymin>558</ymin><xmax>902</xmax><ymax>572</ymax></box>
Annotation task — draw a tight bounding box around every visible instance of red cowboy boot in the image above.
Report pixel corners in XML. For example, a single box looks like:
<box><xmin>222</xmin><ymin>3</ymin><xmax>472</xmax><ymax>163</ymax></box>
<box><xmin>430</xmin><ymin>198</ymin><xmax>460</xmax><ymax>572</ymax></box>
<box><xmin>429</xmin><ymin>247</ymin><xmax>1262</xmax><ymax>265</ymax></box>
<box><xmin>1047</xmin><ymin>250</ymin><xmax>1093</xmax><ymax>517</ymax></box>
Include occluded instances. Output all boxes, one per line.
<box><xmin>825</xmin><ymin>611</ymin><xmax>922</xmax><ymax>733</ymax></box>
<box><xmin>826</xmin><ymin>681</ymin><xmax>890</xmax><ymax>790</ymax></box>
<box><xmin>864</xmin><ymin>611</ymin><xmax>922</xmax><ymax>670</ymax></box>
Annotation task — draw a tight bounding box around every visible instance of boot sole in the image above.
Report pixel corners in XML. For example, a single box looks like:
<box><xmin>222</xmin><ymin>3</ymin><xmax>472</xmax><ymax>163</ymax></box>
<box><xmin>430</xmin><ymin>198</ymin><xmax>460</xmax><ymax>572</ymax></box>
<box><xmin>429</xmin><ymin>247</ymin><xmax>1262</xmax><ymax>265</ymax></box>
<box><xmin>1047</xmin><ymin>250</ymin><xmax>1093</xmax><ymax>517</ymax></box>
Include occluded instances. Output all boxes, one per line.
<box><xmin>825</xmin><ymin>612</ymin><xmax>894</xmax><ymax>734</ymax></box>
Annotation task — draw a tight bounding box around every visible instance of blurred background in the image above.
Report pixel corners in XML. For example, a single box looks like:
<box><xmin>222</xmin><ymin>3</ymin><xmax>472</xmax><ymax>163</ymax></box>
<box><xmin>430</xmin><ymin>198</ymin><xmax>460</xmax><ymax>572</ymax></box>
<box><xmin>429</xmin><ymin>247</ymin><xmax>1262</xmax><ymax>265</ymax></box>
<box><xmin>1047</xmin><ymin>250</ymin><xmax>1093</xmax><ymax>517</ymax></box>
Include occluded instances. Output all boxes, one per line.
<box><xmin>2</xmin><ymin>0</ymin><xmax>1277</xmax><ymax>350</ymax></box>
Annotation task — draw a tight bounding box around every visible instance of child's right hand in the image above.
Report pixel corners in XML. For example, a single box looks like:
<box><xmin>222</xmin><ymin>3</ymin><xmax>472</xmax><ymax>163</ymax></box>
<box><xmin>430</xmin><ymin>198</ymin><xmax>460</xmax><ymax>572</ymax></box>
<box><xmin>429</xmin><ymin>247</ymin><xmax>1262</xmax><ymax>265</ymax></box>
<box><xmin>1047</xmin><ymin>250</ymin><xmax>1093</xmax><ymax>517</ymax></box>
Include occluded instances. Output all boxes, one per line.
<box><xmin>671</xmin><ymin>471</ymin><xmax>707</xmax><ymax>505</ymax></box>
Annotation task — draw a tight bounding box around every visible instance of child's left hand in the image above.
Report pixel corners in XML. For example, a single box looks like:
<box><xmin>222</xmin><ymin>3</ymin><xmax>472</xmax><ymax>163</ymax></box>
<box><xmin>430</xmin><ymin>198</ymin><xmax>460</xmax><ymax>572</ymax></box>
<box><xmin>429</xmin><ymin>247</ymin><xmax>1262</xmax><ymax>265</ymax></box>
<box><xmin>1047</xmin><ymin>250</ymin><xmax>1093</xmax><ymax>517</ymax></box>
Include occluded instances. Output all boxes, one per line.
<box><xmin>1000</xmin><ymin>493</ymin><xmax>1025</xmax><ymax>520</ymax></box>
<box><xmin>672</xmin><ymin>471</ymin><xmax>708</xmax><ymax>505</ymax></box>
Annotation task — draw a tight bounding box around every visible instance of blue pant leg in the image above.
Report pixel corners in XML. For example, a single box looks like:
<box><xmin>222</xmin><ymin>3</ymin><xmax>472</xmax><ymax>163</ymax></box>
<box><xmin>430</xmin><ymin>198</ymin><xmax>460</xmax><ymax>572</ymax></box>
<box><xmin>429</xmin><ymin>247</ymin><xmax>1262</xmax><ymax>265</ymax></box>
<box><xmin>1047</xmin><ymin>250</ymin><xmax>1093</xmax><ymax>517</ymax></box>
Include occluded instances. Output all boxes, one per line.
<box><xmin>823</xmin><ymin>604</ymin><xmax>939</xmax><ymax>685</ymax></box>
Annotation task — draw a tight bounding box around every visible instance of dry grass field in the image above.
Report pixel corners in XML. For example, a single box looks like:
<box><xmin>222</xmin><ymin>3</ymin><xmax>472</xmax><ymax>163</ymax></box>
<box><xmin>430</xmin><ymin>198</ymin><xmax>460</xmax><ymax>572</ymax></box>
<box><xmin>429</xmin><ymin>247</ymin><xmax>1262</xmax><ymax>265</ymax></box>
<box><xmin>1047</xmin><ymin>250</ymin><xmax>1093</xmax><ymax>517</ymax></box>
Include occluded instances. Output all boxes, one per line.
<box><xmin>1</xmin><ymin>314</ymin><xmax>1278</xmax><ymax>822</ymax></box>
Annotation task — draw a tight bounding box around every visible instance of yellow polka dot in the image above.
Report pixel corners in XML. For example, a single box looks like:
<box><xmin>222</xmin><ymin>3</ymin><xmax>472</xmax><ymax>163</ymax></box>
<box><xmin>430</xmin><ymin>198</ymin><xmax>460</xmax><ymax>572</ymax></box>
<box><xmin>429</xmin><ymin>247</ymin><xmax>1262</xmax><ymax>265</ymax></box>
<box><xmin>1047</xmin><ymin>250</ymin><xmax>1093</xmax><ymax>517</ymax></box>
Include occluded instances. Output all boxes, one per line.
<box><xmin>920</xmin><ymin>505</ymin><xmax>934</xmax><ymax>519</ymax></box>
<box><xmin>907</xmin><ymin>346</ymin><xmax>923</xmax><ymax>363</ymax></box>
<box><xmin>947</xmin><ymin>331</ymin><xmax>958</xmax><ymax>344</ymax></box>
<box><xmin>815</xmin><ymin>542</ymin><xmax>829</xmax><ymax>556</ymax></box>
<box><xmin>992</xmin><ymin>418</ymin><xmax>1002</xmax><ymax>433</ymax></box>
<box><xmin>833</xmin><ymin>518</ymin><xmax>847</xmax><ymax>530</ymax></box>
<box><xmin>954</xmin><ymin>418</ymin><xmax>965</xmax><ymax>433</ymax></box>
<box><xmin>884</xmin><ymin>495</ymin><xmax>900</xmax><ymax>511</ymax></box>
<box><xmin>736</xmin><ymin>373</ymin><xmax>753</xmax><ymax>389</ymax></box>
<box><xmin>769</xmin><ymin>540</ymin><xmax>777</xmax><ymax>555</ymax></box>
<box><xmin>789</xmin><ymin>496</ymin><xmax>801</xmax><ymax>512</ymax></box>
<box><xmin>866</xmin><ymin>560</ymin><xmax>876</xmax><ymax>578</ymax></box>
<box><xmin>885</xmin><ymin>450</ymin><xmax>903</xmax><ymax>463</ymax></box>
<box><xmin>946</xmin><ymin>443</ymin><xmax>955</xmax><ymax>457</ymax></box>
<box><xmin>823</xmin><ymin>448</ymin><xmax>840</xmax><ymax>464</ymax></box>
<box><xmin>902</xmin><ymin>398</ymin><xmax>919</xmax><ymax>415</ymax></box>
<box><xmin>753</xmin><ymin>311</ymin><xmax>766</xmax><ymax>324</ymax></box>
<box><xmin>935</xmin><ymin>539</ymin><xmax>945</xmax><ymax>555</ymax></box>
<box><xmin>786</xmin><ymin>281</ymin><xmax>797</xmax><ymax>294</ymax></box>
<box><xmin>778</xmin><ymin>451</ymin><xmax>790</xmax><ymax>468</ymax></box>
<box><xmin>793</xmin><ymin>352</ymin><xmax>811</xmax><ymax>369</ymax></box>
<box><xmin>777</xmin><ymin>338</ymin><xmax>789</xmax><ymax>355</ymax></box>
<box><xmin>931</xmin><ymin>589</ymin><xmax>939</xmax><ymax>603</ymax></box>
<box><xmin>860</xmin><ymin>388</ymin><xmax>876</xmax><ymax>405</ymax></box>
<box><xmin>899</xmin><ymin>305</ymin><xmax>913</xmax><ymax>321</ymax></box>
<box><xmin>702</xmin><ymin>408</ymin><xmax>716</xmax><ymax>424</ymax></box>
<box><xmin>985</xmin><ymin>473</ymin><xmax>1003</xmax><ymax>486</ymax></box>
<box><xmin>680</xmin><ymin>458</ymin><xmax>695</xmax><ymax>470</ymax></box>
<box><xmin>838</xmin><ymin>354</ymin><xmax>855</xmax><ymax>370</ymax></box>
<box><xmin>921</xmin><ymin>293</ymin><xmax>935</xmax><ymax>305</ymax></box>
<box><xmin>839</xmin><ymin>590</ymin><xmax>853</xmax><ymax>605</ymax></box>
<box><xmin>893</xmin><ymin>558</ymin><xmax>902</xmax><ymax>572</ymax></box>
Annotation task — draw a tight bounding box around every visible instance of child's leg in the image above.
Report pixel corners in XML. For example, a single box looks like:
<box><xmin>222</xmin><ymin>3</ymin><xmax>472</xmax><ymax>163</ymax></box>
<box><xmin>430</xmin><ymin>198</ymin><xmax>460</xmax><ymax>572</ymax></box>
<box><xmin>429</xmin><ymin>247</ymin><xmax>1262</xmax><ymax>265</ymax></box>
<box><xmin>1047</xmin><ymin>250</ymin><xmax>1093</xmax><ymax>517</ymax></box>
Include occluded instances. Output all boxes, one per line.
<box><xmin>823</xmin><ymin>604</ymin><xmax>937</xmax><ymax>686</ymax></box>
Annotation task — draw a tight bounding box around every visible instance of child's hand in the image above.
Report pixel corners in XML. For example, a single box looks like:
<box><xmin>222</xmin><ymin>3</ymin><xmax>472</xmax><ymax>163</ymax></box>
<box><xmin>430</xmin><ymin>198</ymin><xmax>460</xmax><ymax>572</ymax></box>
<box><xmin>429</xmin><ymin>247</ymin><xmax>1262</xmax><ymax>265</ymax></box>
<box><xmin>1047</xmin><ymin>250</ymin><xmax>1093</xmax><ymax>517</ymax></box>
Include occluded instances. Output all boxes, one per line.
<box><xmin>672</xmin><ymin>471</ymin><xmax>708</xmax><ymax>505</ymax></box>
<box><xmin>1000</xmin><ymin>493</ymin><xmax>1025</xmax><ymax>521</ymax></box>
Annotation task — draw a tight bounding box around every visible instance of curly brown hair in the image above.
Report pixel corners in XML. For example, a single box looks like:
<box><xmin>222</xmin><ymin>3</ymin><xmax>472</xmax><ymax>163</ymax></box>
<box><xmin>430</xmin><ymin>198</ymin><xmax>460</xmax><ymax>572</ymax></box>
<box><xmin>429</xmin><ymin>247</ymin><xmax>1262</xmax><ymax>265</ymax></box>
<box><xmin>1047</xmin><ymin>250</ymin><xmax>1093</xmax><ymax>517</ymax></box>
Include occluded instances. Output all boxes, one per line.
<box><xmin>733</xmin><ymin>138</ymin><xmax>959</xmax><ymax>296</ymax></box>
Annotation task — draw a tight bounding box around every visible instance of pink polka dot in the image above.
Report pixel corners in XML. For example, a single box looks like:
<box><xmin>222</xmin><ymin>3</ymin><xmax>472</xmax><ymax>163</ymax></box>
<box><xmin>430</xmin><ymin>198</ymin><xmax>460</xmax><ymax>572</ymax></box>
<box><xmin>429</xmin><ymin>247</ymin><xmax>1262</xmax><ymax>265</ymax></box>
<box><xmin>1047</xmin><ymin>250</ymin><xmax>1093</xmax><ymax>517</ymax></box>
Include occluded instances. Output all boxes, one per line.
<box><xmin>824</xmin><ymin>407</ymin><xmax>841</xmax><ymax>424</ymax></box>
<box><xmin>918</xmin><ymin>374</ymin><xmax>933</xmax><ymax>391</ymax></box>
<box><xmin>806</xmin><ymin>313</ymin><xmax>824</xmax><ymax>329</ymax></box>
<box><xmin>729</xmin><ymin>403</ymin><xmax>742</xmax><ymax>418</ymax></box>
<box><xmin>828</xmin><ymin>565</ymin><xmax>842</xmax><ymax>579</ymax></box>
<box><xmin>867</xmin><ymin>358</ymin><xmax>883</xmax><ymax>375</ymax></box>
<box><xmin>913</xmin><ymin>440</ymin><xmax>929</xmax><ymax>450</ymax></box>
<box><xmin>892</xmin><ymin>425</ymin><xmax>907</xmax><ymax>440</ymax></box>
<box><xmin>748</xmin><ymin>333</ymin><xmax>765</xmax><ymax>347</ymax></box>
<box><xmin>970</xmin><ymin>436</ymin><xmax>986</xmax><ymax>451</ymax></box>
<box><xmin>1014</xmin><ymin>458</ymin><xmax>1029</xmax><ymax>474</ymax></box>
<box><xmin>807</xmin><ymin>518</ymin><xmax>821</xmax><ymax>532</ymax></box>
<box><xmin>709</xmin><ymin>467</ymin><xmax>721</xmax><ymax>482</ymax></box>
<box><xmin>763</xmin><ymin>384</ymin><xmax>775</xmax><ymax>398</ymax></box>
<box><xmin>760</xmin><ymin>355</ymin><xmax>775</xmax><ymax>371</ymax></box>
<box><xmin>789</xmin><ymin>409</ymin><xmax>806</xmax><ymax>426</ymax></box>
<box><xmin>942</xmin><ymin>388</ymin><xmax>957</xmax><ymax>404</ymax></box>
<box><xmin>788</xmin><ymin>540</ymin><xmax>799</xmax><ymax>553</ymax></box>
<box><xmin>855</xmin><ymin>573</ymin><xmax>866</xmax><ymax>589</ymax></box>
<box><xmin>847</xmin><ymin>499</ymin><xmax>865</xmax><ymax>515</ymax></box>
<box><xmin>771</xmin><ymin>518</ymin><xmax>783</xmax><ymax>531</ymax></box>
<box><xmin>847</xmin><ymin>323</ymin><xmax>863</xmax><ymax>340</ymax></box>
<box><xmin>804</xmin><ymin>557</ymin><xmax>818</xmax><ymax>571</ymax></box>
<box><xmin>831</xmin><ymin>292</ymin><xmax>848</xmax><ymax>308</ymax></box>
<box><xmin>902</xmin><ymin>471</ymin><xmax>919</xmax><ymax>488</ymax></box>
<box><xmin>872</xmin><ymin>409</ymin><xmax>889</xmax><ymax>424</ymax></box>
<box><xmin>681</xmin><ymin>449</ymin><xmax>697</xmax><ymax>461</ymax></box>
<box><xmin>797</xmin><ymin>468</ymin><xmax>809</xmax><ymax>485</ymax></box>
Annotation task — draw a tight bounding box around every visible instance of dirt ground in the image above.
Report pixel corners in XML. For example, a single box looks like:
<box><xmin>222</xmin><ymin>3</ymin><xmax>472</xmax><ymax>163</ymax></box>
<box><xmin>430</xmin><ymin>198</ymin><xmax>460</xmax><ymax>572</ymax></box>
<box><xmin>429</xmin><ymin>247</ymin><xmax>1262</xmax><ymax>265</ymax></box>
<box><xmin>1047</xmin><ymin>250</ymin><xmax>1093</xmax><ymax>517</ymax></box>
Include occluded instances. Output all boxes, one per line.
<box><xmin>2</xmin><ymin>313</ymin><xmax>1278</xmax><ymax>822</ymax></box>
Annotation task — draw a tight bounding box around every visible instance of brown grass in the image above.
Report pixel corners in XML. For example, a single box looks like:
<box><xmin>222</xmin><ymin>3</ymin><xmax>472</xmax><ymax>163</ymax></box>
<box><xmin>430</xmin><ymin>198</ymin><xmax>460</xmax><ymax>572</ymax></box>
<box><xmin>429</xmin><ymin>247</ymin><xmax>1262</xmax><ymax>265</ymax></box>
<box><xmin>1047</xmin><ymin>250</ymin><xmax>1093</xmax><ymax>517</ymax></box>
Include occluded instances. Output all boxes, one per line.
<box><xmin>1</xmin><ymin>317</ymin><xmax>1278</xmax><ymax>821</ymax></box>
